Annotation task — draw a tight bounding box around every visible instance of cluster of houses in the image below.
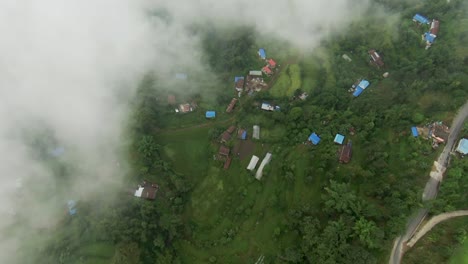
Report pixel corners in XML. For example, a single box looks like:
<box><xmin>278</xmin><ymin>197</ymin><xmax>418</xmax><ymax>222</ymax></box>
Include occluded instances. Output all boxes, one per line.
<box><xmin>411</xmin><ymin>121</ymin><xmax>450</xmax><ymax>149</ymax></box>
<box><xmin>247</xmin><ymin>152</ymin><xmax>272</xmax><ymax>180</ymax></box>
<box><xmin>216</xmin><ymin>124</ymin><xmax>262</xmax><ymax>170</ymax></box>
<box><xmin>217</xmin><ymin>125</ymin><xmax>252</xmax><ymax>169</ymax></box>
<box><xmin>413</xmin><ymin>14</ymin><xmax>440</xmax><ymax>49</ymax></box>
<box><xmin>234</xmin><ymin>48</ymin><xmax>278</xmax><ymax>97</ymax></box>
<box><xmin>344</xmin><ymin>49</ymin><xmax>386</xmax><ymax>98</ymax></box>
<box><xmin>306</xmin><ymin>132</ymin><xmax>352</xmax><ymax>163</ymax></box>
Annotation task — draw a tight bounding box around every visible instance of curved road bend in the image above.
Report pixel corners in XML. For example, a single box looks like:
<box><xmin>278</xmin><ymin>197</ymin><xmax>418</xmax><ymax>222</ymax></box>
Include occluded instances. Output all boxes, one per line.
<box><xmin>389</xmin><ymin>100</ymin><xmax>468</xmax><ymax>264</ymax></box>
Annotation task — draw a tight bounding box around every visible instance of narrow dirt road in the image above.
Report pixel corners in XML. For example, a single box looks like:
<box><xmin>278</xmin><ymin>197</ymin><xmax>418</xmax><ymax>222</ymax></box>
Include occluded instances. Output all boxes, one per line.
<box><xmin>407</xmin><ymin>210</ymin><xmax>468</xmax><ymax>247</ymax></box>
<box><xmin>389</xmin><ymin>100</ymin><xmax>468</xmax><ymax>264</ymax></box>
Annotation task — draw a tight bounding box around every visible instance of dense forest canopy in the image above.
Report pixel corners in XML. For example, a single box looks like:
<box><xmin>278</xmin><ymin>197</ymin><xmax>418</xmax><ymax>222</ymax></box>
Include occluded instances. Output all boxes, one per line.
<box><xmin>15</xmin><ymin>0</ymin><xmax>468</xmax><ymax>263</ymax></box>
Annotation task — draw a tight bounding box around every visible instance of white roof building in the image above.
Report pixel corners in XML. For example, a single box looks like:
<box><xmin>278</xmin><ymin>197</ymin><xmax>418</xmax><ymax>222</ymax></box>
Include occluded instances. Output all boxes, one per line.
<box><xmin>134</xmin><ymin>186</ymin><xmax>144</xmax><ymax>197</ymax></box>
<box><xmin>261</xmin><ymin>103</ymin><xmax>274</xmax><ymax>111</ymax></box>
<box><xmin>255</xmin><ymin>153</ymin><xmax>272</xmax><ymax>180</ymax></box>
<box><xmin>247</xmin><ymin>155</ymin><xmax>260</xmax><ymax>171</ymax></box>
<box><xmin>249</xmin><ymin>70</ymin><xmax>262</xmax><ymax>76</ymax></box>
<box><xmin>253</xmin><ymin>125</ymin><xmax>260</xmax><ymax>139</ymax></box>
<box><xmin>456</xmin><ymin>138</ymin><xmax>468</xmax><ymax>155</ymax></box>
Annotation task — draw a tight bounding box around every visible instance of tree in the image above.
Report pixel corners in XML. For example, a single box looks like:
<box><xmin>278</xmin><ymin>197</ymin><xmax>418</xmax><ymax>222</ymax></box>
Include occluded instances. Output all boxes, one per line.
<box><xmin>288</xmin><ymin>107</ymin><xmax>303</xmax><ymax>121</ymax></box>
<box><xmin>352</xmin><ymin>217</ymin><xmax>382</xmax><ymax>249</ymax></box>
<box><xmin>112</xmin><ymin>242</ymin><xmax>141</xmax><ymax>264</ymax></box>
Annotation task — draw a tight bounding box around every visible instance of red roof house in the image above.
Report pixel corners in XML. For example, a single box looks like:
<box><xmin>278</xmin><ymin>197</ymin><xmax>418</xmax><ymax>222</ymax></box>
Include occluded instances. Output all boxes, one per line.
<box><xmin>430</xmin><ymin>19</ymin><xmax>440</xmax><ymax>35</ymax></box>
<box><xmin>223</xmin><ymin>157</ymin><xmax>232</xmax><ymax>170</ymax></box>
<box><xmin>268</xmin><ymin>59</ymin><xmax>276</xmax><ymax>68</ymax></box>
<box><xmin>338</xmin><ymin>141</ymin><xmax>352</xmax><ymax>164</ymax></box>
<box><xmin>219</xmin><ymin>146</ymin><xmax>230</xmax><ymax>156</ymax></box>
<box><xmin>368</xmin><ymin>49</ymin><xmax>384</xmax><ymax>67</ymax></box>
<box><xmin>235</xmin><ymin>79</ymin><xmax>244</xmax><ymax>91</ymax></box>
<box><xmin>226</xmin><ymin>98</ymin><xmax>238</xmax><ymax>113</ymax></box>
<box><xmin>220</xmin><ymin>131</ymin><xmax>232</xmax><ymax>143</ymax></box>
<box><xmin>262</xmin><ymin>66</ymin><xmax>272</xmax><ymax>75</ymax></box>
<box><xmin>133</xmin><ymin>181</ymin><xmax>159</xmax><ymax>200</ymax></box>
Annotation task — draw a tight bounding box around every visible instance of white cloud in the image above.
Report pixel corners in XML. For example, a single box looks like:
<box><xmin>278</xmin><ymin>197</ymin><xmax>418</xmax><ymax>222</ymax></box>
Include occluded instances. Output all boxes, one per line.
<box><xmin>0</xmin><ymin>0</ymin><xmax>369</xmax><ymax>262</ymax></box>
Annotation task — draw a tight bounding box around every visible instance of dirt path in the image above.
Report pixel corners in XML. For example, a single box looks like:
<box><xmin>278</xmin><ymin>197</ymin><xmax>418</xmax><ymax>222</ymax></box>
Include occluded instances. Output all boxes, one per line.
<box><xmin>157</xmin><ymin>116</ymin><xmax>236</xmax><ymax>135</ymax></box>
<box><xmin>407</xmin><ymin>210</ymin><xmax>468</xmax><ymax>247</ymax></box>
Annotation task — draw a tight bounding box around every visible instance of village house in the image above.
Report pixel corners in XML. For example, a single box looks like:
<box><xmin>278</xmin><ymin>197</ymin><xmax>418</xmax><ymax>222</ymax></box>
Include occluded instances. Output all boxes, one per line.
<box><xmin>308</xmin><ymin>133</ymin><xmax>321</xmax><ymax>145</ymax></box>
<box><xmin>206</xmin><ymin>111</ymin><xmax>216</xmax><ymax>119</ymax></box>
<box><xmin>339</xmin><ymin>141</ymin><xmax>352</xmax><ymax>164</ymax></box>
<box><xmin>423</xmin><ymin>19</ymin><xmax>440</xmax><ymax>49</ymax></box>
<box><xmin>220</xmin><ymin>125</ymin><xmax>236</xmax><ymax>143</ymax></box>
<box><xmin>220</xmin><ymin>131</ymin><xmax>231</xmax><ymax>143</ymax></box>
<box><xmin>261</xmin><ymin>102</ymin><xmax>275</xmax><ymax>111</ymax></box>
<box><xmin>352</xmin><ymin>79</ymin><xmax>370</xmax><ymax>97</ymax></box>
<box><xmin>178</xmin><ymin>103</ymin><xmax>192</xmax><ymax>113</ymax></box>
<box><xmin>226</xmin><ymin>98</ymin><xmax>238</xmax><ymax>113</ymax></box>
<box><xmin>253</xmin><ymin>125</ymin><xmax>260</xmax><ymax>140</ymax></box>
<box><xmin>258</xmin><ymin>48</ymin><xmax>266</xmax><ymax>60</ymax></box>
<box><xmin>334</xmin><ymin>134</ymin><xmax>345</xmax><ymax>145</ymax></box>
<box><xmin>456</xmin><ymin>138</ymin><xmax>468</xmax><ymax>155</ymax></box>
<box><xmin>262</xmin><ymin>65</ymin><xmax>272</xmax><ymax>75</ymax></box>
<box><xmin>267</xmin><ymin>59</ymin><xmax>276</xmax><ymax>68</ymax></box>
<box><xmin>234</xmin><ymin>76</ymin><xmax>245</xmax><ymax>92</ymax></box>
<box><xmin>245</xmin><ymin>73</ymin><xmax>267</xmax><ymax>92</ymax></box>
<box><xmin>219</xmin><ymin>146</ymin><xmax>230</xmax><ymax>157</ymax></box>
<box><xmin>411</xmin><ymin>127</ymin><xmax>419</xmax><ymax>137</ymax></box>
<box><xmin>134</xmin><ymin>181</ymin><xmax>159</xmax><ymax>200</ymax></box>
<box><xmin>67</xmin><ymin>200</ymin><xmax>77</xmax><ymax>216</ymax></box>
<box><xmin>238</xmin><ymin>129</ymin><xmax>247</xmax><ymax>140</ymax></box>
<box><xmin>224</xmin><ymin>157</ymin><xmax>232</xmax><ymax>170</ymax></box>
<box><xmin>430</xmin><ymin>19</ymin><xmax>440</xmax><ymax>35</ymax></box>
<box><xmin>247</xmin><ymin>155</ymin><xmax>260</xmax><ymax>171</ymax></box>
<box><xmin>368</xmin><ymin>49</ymin><xmax>384</xmax><ymax>67</ymax></box>
<box><xmin>413</xmin><ymin>14</ymin><xmax>430</xmax><ymax>25</ymax></box>
<box><xmin>249</xmin><ymin>70</ymin><xmax>262</xmax><ymax>77</ymax></box>
<box><xmin>255</xmin><ymin>153</ymin><xmax>272</xmax><ymax>180</ymax></box>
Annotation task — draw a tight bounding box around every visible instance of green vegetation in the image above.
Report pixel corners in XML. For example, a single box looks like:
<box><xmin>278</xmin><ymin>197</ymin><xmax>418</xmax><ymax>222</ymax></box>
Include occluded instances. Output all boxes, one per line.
<box><xmin>404</xmin><ymin>217</ymin><xmax>468</xmax><ymax>264</ymax></box>
<box><xmin>25</xmin><ymin>0</ymin><xmax>468</xmax><ymax>263</ymax></box>
<box><xmin>269</xmin><ymin>64</ymin><xmax>302</xmax><ymax>97</ymax></box>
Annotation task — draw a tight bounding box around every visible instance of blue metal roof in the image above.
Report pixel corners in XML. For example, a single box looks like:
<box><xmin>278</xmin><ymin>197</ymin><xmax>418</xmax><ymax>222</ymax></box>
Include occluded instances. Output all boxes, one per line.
<box><xmin>358</xmin><ymin>80</ymin><xmax>370</xmax><ymax>89</ymax></box>
<box><xmin>175</xmin><ymin>73</ymin><xmax>188</xmax><ymax>80</ymax></box>
<box><xmin>241</xmin><ymin>131</ymin><xmax>247</xmax><ymax>140</ymax></box>
<box><xmin>258</xmin><ymin>48</ymin><xmax>266</xmax><ymax>59</ymax></box>
<box><xmin>67</xmin><ymin>200</ymin><xmax>77</xmax><ymax>215</ymax></box>
<box><xmin>334</xmin><ymin>134</ymin><xmax>345</xmax><ymax>144</ymax></box>
<box><xmin>353</xmin><ymin>87</ymin><xmax>364</xmax><ymax>97</ymax></box>
<box><xmin>457</xmin><ymin>138</ymin><xmax>468</xmax><ymax>155</ymax></box>
<box><xmin>413</xmin><ymin>14</ymin><xmax>429</xmax><ymax>24</ymax></box>
<box><xmin>424</xmin><ymin>32</ymin><xmax>436</xmax><ymax>43</ymax></box>
<box><xmin>411</xmin><ymin>127</ymin><xmax>419</xmax><ymax>137</ymax></box>
<box><xmin>234</xmin><ymin>76</ymin><xmax>244</xmax><ymax>83</ymax></box>
<box><xmin>308</xmin><ymin>133</ymin><xmax>321</xmax><ymax>145</ymax></box>
<box><xmin>206</xmin><ymin>111</ymin><xmax>216</xmax><ymax>118</ymax></box>
<box><xmin>49</xmin><ymin>147</ymin><xmax>65</xmax><ymax>157</ymax></box>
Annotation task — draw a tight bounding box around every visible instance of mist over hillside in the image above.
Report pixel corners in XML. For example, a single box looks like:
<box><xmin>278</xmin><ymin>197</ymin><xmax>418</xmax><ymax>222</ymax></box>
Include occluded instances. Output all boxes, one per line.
<box><xmin>0</xmin><ymin>0</ymin><xmax>371</xmax><ymax>262</ymax></box>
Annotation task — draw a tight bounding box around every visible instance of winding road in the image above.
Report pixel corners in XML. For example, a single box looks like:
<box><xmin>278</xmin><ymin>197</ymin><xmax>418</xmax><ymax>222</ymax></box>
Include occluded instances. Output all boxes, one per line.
<box><xmin>389</xmin><ymin>100</ymin><xmax>468</xmax><ymax>264</ymax></box>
